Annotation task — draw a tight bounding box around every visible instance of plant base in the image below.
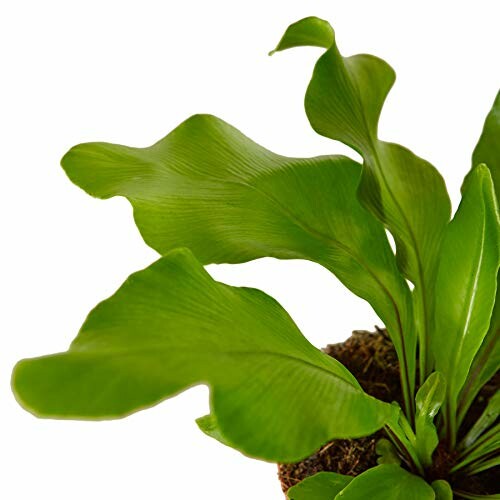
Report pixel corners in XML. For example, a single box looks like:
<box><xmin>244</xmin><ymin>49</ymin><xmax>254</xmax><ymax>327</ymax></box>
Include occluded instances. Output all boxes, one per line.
<box><xmin>277</xmin><ymin>329</ymin><xmax>499</xmax><ymax>496</ymax></box>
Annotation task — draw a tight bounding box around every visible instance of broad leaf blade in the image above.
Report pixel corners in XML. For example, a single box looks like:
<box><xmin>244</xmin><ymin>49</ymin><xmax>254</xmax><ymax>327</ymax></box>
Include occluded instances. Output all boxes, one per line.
<box><xmin>272</xmin><ymin>16</ymin><xmax>451</xmax><ymax>385</ymax></box>
<box><xmin>334</xmin><ymin>464</ymin><xmax>435</xmax><ymax>499</ymax></box>
<box><xmin>12</xmin><ymin>248</ymin><xmax>392</xmax><ymax>462</ymax></box>
<box><xmin>415</xmin><ymin>372</ymin><xmax>446</xmax><ymax>466</ymax></box>
<box><xmin>287</xmin><ymin>472</ymin><xmax>352</xmax><ymax>500</ymax></box>
<box><xmin>433</xmin><ymin>165</ymin><xmax>500</xmax><ymax>445</ymax></box>
<box><xmin>61</xmin><ymin>114</ymin><xmax>414</xmax><ymax>405</ymax></box>
<box><xmin>272</xmin><ymin>17</ymin><xmax>394</xmax><ymax>153</ymax></box>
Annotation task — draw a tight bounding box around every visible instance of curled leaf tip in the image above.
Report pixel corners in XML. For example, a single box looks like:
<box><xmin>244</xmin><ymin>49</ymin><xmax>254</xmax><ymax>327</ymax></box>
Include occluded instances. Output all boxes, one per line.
<box><xmin>270</xmin><ymin>16</ymin><xmax>334</xmax><ymax>55</ymax></box>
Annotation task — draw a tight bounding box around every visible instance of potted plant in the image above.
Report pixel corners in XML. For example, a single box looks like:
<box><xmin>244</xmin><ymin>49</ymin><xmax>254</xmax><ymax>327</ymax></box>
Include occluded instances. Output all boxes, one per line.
<box><xmin>12</xmin><ymin>17</ymin><xmax>499</xmax><ymax>499</ymax></box>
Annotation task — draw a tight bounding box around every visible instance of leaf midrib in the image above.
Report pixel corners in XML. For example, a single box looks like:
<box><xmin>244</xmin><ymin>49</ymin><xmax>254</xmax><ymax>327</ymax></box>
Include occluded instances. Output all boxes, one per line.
<box><xmin>69</xmin><ymin>345</ymin><xmax>363</xmax><ymax>392</ymax></box>
<box><xmin>449</xmin><ymin>209</ymin><xmax>487</xmax><ymax>395</ymax></box>
<box><xmin>232</xmin><ymin>173</ymin><xmax>408</xmax><ymax>372</ymax></box>
<box><xmin>234</xmin><ymin>175</ymin><xmax>405</xmax><ymax>311</ymax></box>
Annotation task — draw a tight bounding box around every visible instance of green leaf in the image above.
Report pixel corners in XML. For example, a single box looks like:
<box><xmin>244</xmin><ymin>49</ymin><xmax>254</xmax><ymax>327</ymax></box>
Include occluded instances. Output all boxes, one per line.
<box><xmin>334</xmin><ymin>464</ymin><xmax>435</xmax><ymax>499</ymax></box>
<box><xmin>453</xmin><ymin>422</ymin><xmax>499</xmax><ymax>473</ymax></box>
<box><xmin>12</xmin><ymin>248</ymin><xmax>393</xmax><ymax>463</ymax></box>
<box><xmin>461</xmin><ymin>391</ymin><xmax>500</xmax><ymax>449</ymax></box>
<box><xmin>287</xmin><ymin>472</ymin><xmax>352</xmax><ymax>500</ymax></box>
<box><xmin>465</xmin><ymin>453</ymin><xmax>500</xmax><ymax>476</ymax></box>
<box><xmin>61</xmin><ymin>113</ymin><xmax>415</xmax><ymax>416</ymax></box>
<box><xmin>460</xmin><ymin>91</ymin><xmax>500</xmax><ymax>425</ymax></box>
<box><xmin>472</xmin><ymin>90</ymin><xmax>500</xmax><ymax>201</ymax></box>
<box><xmin>272</xmin><ymin>16</ymin><xmax>451</xmax><ymax>387</ymax></box>
<box><xmin>454</xmin><ymin>491</ymin><xmax>500</xmax><ymax>500</ymax></box>
<box><xmin>431</xmin><ymin>480</ymin><xmax>453</xmax><ymax>500</ymax></box>
<box><xmin>453</xmin><ymin>86</ymin><xmax>500</xmax><ymax>500</ymax></box>
<box><xmin>196</xmin><ymin>414</ymin><xmax>233</xmax><ymax>448</ymax></box>
<box><xmin>415</xmin><ymin>372</ymin><xmax>446</xmax><ymax>466</ymax></box>
<box><xmin>375</xmin><ymin>438</ymin><xmax>401</xmax><ymax>465</ymax></box>
<box><xmin>269</xmin><ymin>16</ymin><xmax>334</xmax><ymax>55</ymax></box>
<box><xmin>385</xmin><ymin>403</ymin><xmax>425</xmax><ymax>475</ymax></box>
<box><xmin>433</xmin><ymin>165</ymin><xmax>500</xmax><ymax>446</ymax></box>
<box><xmin>271</xmin><ymin>17</ymin><xmax>394</xmax><ymax>153</ymax></box>
<box><xmin>458</xmin><ymin>300</ymin><xmax>500</xmax><ymax>427</ymax></box>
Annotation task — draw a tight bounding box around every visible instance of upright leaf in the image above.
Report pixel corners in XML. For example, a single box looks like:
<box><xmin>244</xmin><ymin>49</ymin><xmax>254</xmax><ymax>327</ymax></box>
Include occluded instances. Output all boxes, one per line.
<box><xmin>12</xmin><ymin>248</ymin><xmax>393</xmax><ymax>462</ymax></box>
<box><xmin>272</xmin><ymin>16</ymin><xmax>451</xmax><ymax>385</ymax></box>
<box><xmin>461</xmin><ymin>391</ymin><xmax>500</xmax><ymax>449</ymax></box>
<box><xmin>414</xmin><ymin>372</ymin><xmax>446</xmax><ymax>466</ymax></box>
<box><xmin>287</xmin><ymin>472</ymin><xmax>352</xmax><ymax>500</ymax></box>
<box><xmin>472</xmin><ymin>90</ymin><xmax>500</xmax><ymax>200</ymax></box>
<box><xmin>458</xmin><ymin>301</ymin><xmax>500</xmax><ymax>425</ymax></box>
<box><xmin>334</xmin><ymin>464</ymin><xmax>435</xmax><ymax>499</ymax></box>
<box><xmin>433</xmin><ymin>165</ymin><xmax>500</xmax><ymax>446</ymax></box>
<box><xmin>460</xmin><ymin>91</ymin><xmax>500</xmax><ymax>423</ymax></box>
<box><xmin>62</xmin><ymin>114</ymin><xmax>415</xmax><ymax>416</ymax></box>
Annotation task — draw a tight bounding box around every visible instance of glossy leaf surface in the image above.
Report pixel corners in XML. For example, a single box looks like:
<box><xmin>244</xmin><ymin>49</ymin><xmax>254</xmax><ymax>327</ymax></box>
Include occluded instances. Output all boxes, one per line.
<box><xmin>415</xmin><ymin>372</ymin><xmax>446</xmax><ymax>466</ymax></box>
<box><xmin>12</xmin><ymin>248</ymin><xmax>392</xmax><ymax>462</ymax></box>
<box><xmin>287</xmin><ymin>472</ymin><xmax>352</xmax><ymax>500</ymax></box>
<box><xmin>433</xmin><ymin>165</ymin><xmax>499</xmax><ymax>444</ymax></box>
<box><xmin>334</xmin><ymin>464</ymin><xmax>435</xmax><ymax>499</ymax></box>
<box><xmin>461</xmin><ymin>91</ymin><xmax>500</xmax><ymax>424</ymax></box>
<box><xmin>458</xmin><ymin>300</ymin><xmax>500</xmax><ymax>426</ymax></box>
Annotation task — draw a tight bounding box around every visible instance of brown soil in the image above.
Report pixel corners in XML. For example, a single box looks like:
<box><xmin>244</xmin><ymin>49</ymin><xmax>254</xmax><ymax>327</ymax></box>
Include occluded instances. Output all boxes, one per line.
<box><xmin>277</xmin><ymin>328</ymin><xmax>499</xmax><ymax>497</ymax></box>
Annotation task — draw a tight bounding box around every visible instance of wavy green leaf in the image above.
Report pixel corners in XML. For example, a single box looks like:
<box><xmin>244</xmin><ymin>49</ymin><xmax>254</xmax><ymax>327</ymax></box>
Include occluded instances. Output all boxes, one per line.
<box><xmin>433</xmin><ymin>165</ymin><xmax>500</xmax><ymax>446</ymax></box>
<box><xmin>415</xmin><ymin>372</ymin><xmax>446</xmax><ymax>466</ymax></box>
<box><xmin>61</xmin><ymin>113</ymin><xmax>414</xmax><ymax>415</ymax></box>
<box><xmin>334</xmin><ymin>464</ymin><xmax>435</xmax><ymax>499</ymax></box>
<box><xmin>12</xmin><ymin>248</ymin><xmax>393</xmax><ymax>462</ymax></box>
<box><xmin>287</xmin><ymin>472</ymin><xmax>352</xmax><ymax>500</ymax></box>
<box><xmin>272</xmin><ymin>16</ymin><xmax>452</xmax><ymax>390</ymax></box>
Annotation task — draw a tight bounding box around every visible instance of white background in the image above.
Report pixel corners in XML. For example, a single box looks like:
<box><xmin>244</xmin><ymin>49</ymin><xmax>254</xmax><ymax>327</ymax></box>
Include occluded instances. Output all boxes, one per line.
<box><xmin>1</xmin><ymin>1</ymin><xmax>499</xmax><ymax>498</ymax></box>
